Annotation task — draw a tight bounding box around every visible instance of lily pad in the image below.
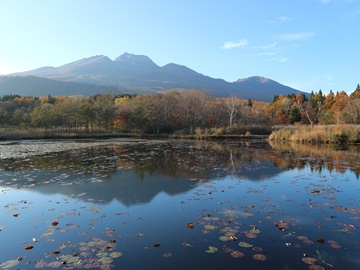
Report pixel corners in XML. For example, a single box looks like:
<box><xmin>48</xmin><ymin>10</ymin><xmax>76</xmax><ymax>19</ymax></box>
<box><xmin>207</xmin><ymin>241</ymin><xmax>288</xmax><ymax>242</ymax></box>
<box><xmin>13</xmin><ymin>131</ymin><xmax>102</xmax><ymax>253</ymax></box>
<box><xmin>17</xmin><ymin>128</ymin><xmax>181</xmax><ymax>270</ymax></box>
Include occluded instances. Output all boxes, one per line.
<box><xmin>109</xmin><ymin>252</ymin><xmax>122</xmax><ymax>258</ymax></box>
<box><xmin>230</xmin><ymin>251</ymin><xmax>245</xmax><ymax>258</ymax></box>
<box><xmin>204</xmin><ymin>225</ymin><xmax>216</xmax><ymax>230</ymax></box>
<box><xmin>245</xmin><ymin>232</ymin><xmax>257</xmax><ymax>238</ymax></box>
<box><xmin>239</xmin><ymin>241</ymin><xmax>253</xmax><ymax>248</ymax></box>
<box><xmin>205</xmin><ymin>246</ymin><xmax>218</xmax><ymax>253</ymax></box>
<box><xmin>219</xmin><ymin>236</ymin><xmax>230</xmax><ymax>241</ymax></box>
<box><xmin>0</xmin><ymin>260</ymin><xmax>20</xmax><ymax>269</ymax></box>
<box><xmin>253</xmin><ymin>254</ymin><xmax>267</xmax><ymax>261</ymax></box>
<box><xmin>250</xmin><ymin>228</ymin><xmax>261</xmax><ymax>234</ymax></box>
<box><xmin>99</xmin><ymin>256</ymin><xmax>113</xmax><ymax>264</ymax></box>
<box><xmin>48</xmin><ymin>261</ymin><xmax>64</xmax><ymax>268</ymax></box>
<box><xmin>302</xmin><ymin>257</ymin><xmax>318</xmax><ymax>264</ymax></box>
<box><xmin>97</xmin><ymin>252</ymin><xmax>108</xmax><ymax>258</ymax></box>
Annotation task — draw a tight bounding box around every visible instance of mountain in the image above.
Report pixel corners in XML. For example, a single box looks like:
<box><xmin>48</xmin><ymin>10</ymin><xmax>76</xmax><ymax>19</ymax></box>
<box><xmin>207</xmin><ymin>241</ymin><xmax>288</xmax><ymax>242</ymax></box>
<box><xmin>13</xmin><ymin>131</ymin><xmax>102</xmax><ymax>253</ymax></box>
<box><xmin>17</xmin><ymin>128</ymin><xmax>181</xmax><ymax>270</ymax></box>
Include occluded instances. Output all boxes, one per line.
<box><xmin>0</xmin><ymin>76</ymin><xmax>119</xmax><ymax>97</ymax></box>
<box><xmin>1</xmin><ymin>53</ymin><xmax>306</xmax><ymax>101</ymax></box>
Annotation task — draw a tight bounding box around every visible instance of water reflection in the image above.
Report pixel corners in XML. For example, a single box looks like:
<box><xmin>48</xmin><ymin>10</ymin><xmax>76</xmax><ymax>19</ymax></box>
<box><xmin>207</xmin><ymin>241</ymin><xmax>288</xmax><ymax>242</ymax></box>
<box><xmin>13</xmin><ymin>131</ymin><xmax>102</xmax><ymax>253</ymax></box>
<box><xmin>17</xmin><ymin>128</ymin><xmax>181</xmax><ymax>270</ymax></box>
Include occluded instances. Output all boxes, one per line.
<box><xmin>0</xmin><ymin>140</ymin><xmax>359</xmax><ymax>206</ymax></box>
<box><xmin>0</xmin><ymin>140</ymin><xmax>360</xmax><ymax>270</ymax></box>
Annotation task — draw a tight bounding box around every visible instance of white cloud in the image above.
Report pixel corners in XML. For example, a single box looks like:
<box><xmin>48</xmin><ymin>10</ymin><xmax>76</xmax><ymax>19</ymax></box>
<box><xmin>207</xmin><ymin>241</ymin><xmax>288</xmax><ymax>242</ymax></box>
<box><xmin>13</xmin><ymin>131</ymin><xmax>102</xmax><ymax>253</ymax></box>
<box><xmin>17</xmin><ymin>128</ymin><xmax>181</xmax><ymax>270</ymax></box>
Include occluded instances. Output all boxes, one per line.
<box><xmin>254</xmin><ymin>42</ymin><xmax>277</xmax><ymax>50</ymax></box>
<box><xmin>221</xmin><ymin>39</ymin><xmax>248</xmax><ymax>49</ymax></box>
<box><xmin>278</xmin><ymin>32</ymin><xmax>315</xmax><ymax>41</ymax></box>
<box><xmin>262</xmin><ymin>16</ymin><xmax>291</xmax><ymax>24</ymax></box>
<box><xmin>278</xmin><ymin>16</ymin><xmax>291</xmax><ymax>23</ymax></box>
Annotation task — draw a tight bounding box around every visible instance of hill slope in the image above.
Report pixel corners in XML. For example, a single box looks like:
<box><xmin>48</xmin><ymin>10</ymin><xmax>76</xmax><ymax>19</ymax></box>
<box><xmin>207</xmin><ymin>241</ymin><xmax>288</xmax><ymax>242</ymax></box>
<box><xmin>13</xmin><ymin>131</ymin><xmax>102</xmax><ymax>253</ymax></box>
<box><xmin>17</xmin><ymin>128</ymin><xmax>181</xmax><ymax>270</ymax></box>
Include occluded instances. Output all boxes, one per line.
<box><xmin>2</xmin><ymin>53</ymin><xmax>306</xmax><ymax>101</ymax></box>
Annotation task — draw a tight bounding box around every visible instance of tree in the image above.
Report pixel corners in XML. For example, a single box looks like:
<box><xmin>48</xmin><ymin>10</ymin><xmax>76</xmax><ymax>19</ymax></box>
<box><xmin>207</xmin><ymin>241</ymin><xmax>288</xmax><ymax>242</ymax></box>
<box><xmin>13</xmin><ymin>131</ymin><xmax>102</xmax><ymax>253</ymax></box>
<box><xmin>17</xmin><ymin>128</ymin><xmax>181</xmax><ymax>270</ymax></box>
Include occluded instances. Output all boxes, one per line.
<box><xmin>93</xmin><ymin>94</ymin><xmax>116</xmax><ymax>132</ymax></box>
<box><xmin>289</xmin><ymin>107</ymin><xmax>301</xmax><ymax>124</ymax></box>
<box><xmin>331</xmin><ymin>91</ymin><xmax>349</xmax><ymax>125</ymax></box>
<box><xmin>342</xmin><ymin>99</ymin><xmax>360</xmax><ymax>124</ymax></box>
<box><xmin>30</xmin><ymin>103</ymin><xmax>59</xmax><ymax>129</ymax></box>
<box><xmin>225</xmin><ymin>95</ymin><xmax>241</xmax><ymax>126</ymax></box>
<box><xmin>350</xmin><ymin>84</ymin><xmax>360</xmax><ymax>99</ymax></box>
<box><xmin>296</xmin><ymin>91</ymin><xmax>323</xmax><ymax>128</ymax></box>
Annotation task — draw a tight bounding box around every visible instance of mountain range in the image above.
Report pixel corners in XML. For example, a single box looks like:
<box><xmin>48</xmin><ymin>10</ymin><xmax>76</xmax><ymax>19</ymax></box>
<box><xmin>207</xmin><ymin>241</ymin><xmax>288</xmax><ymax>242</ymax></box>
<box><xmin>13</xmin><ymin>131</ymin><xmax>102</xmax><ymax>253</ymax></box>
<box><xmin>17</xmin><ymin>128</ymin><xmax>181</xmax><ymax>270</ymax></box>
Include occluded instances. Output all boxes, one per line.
<box><xmin>0</xmin><ymin>53</ymin><xmax>306</xmax><ymax>101</ymax></box>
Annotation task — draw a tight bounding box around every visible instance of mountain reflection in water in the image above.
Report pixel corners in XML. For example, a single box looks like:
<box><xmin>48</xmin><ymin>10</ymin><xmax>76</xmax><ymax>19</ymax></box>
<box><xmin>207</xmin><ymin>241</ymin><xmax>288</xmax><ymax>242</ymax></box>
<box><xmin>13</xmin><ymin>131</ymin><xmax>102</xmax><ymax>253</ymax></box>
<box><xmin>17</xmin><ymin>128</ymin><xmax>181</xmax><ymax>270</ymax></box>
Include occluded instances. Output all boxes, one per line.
<box><xmin>0</xmin><ymin>140</ymin><xmax>359</xmax><ymax>206</ymax></box>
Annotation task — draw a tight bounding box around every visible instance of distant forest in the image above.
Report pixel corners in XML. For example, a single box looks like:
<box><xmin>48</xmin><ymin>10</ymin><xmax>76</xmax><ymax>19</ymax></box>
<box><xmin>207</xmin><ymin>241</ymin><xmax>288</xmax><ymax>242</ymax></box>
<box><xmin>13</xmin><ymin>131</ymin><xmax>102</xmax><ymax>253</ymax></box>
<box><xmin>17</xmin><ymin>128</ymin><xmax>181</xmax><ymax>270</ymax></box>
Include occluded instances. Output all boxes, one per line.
<box><xmin>0</xmin><ymin>85</ymin><xmax>359</xmax><ymax>135</ymax></box>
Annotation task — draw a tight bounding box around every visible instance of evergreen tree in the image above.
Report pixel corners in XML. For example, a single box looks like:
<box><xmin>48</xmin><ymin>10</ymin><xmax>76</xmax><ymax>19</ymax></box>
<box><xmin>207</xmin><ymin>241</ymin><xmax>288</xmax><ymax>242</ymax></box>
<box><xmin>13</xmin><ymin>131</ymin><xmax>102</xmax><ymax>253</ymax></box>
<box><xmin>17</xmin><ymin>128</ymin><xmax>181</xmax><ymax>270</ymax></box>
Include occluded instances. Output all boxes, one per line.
<box><xmin>289</xmin><ymin>107</ymin><xmax>301</xmax><ymax>124</ymax></box>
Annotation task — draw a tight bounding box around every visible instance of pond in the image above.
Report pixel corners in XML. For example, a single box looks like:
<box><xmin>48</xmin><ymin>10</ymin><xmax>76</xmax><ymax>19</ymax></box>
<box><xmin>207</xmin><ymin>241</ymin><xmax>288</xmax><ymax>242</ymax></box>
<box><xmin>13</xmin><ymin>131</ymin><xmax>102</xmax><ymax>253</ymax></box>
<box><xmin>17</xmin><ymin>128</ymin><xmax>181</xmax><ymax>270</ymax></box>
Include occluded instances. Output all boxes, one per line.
<box><xmin>0</xmin><ymin>139</ymin><xmax>360</xmax><ymax>270</ymax></box>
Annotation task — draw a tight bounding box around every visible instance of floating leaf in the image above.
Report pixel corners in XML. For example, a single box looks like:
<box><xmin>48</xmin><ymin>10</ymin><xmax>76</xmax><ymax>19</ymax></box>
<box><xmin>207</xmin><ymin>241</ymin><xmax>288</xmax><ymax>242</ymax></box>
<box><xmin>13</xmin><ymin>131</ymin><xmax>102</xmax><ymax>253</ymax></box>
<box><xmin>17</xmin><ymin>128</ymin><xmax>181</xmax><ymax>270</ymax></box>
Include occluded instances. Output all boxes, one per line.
<box><xmin>245</xmin><ymin>232</ymin><xmax>257</xmax><ymax>239</ymax></box>
<box><xmin>219</xmin><ymin>236</ymin><xmax>230</xmax><ymax>241</ymax></box>
<box><xmin>250</xmin><ymin>228</ymin><xmax>261</xmax><ymax>234</ymax></box>
<box><xmin>230</xmin><ymin>251</ymin><xmax>245</xmax><ymax>258</ymax></box>
<box><xmin>25</xmin><ymin>244</ymin><xmax>34</xmax><ymax>250</ymax></box>
<box><xmin>99</xmin><ymin>256</ymin><xmax>113</xmax><ymax>264</ymax></box>
<box><xmin>48</xmin><ymin>261</ymin><xmax>63</xmax><ymax>268</ymax></box>
<box><xmin>330</xmin><ymin>243</ymin><xmax>341</xmax><ymax>249</ymax></box>
<box><xmin>253</xmin><ymin>254</ymin><xmax>267</xmax><ymax>261</ymax></box>
<box><xmin>239</xmin><ymin>241</ymin><xmax>253</xmax><ymax>248</ymax></box>
<box><xmin>96</xmin><ymin>251</ymin><xmax>108</xmax><ymax>258</ymax></box>
<box><xmin>109</xmin><ymin>252</ymin><xmax>122</xmax><ymax>258</ymax></box>
<box><xmin>302</xmin><ymin>257</ymin><xmax>318</xmax><ymax>265</ymax></box>
<box><xmin>163</xmin><ymin>253</ymin><xmax>173</xmax><ymax>258</ymax></box>
<box><xmin>317</xmin><ymin>238</ymin><xmax>325</xmax><ymax>243</ymax></box>
<box><xmin>204</xmin><ymin>225</ymin><xmax>216</xmax><ymax>230</ymax></box>
<box><xmin>0</xmin><ymin>260</ymin><xmax>20</xmax><ymax>269</ymax></box>
<box><xmin>205</xmin><ymin>246</ymin><xmax>218</xmax><ymax>253</ymax></box>
<box><xmin>308</xmin><ymin>264</ymin><xmax>325</xmax><ymax>270</ymax></box>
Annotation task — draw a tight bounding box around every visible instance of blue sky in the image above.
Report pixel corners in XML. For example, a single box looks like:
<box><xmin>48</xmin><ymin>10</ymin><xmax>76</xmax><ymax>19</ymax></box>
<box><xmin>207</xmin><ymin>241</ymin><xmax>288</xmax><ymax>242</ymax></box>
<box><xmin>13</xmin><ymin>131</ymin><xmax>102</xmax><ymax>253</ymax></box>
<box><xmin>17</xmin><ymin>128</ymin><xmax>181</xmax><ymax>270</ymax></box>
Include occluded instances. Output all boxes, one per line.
<box><xmin>0</xmin><ymin>0</ymin><xmax>359</xmax><ymax>94</ymax></box>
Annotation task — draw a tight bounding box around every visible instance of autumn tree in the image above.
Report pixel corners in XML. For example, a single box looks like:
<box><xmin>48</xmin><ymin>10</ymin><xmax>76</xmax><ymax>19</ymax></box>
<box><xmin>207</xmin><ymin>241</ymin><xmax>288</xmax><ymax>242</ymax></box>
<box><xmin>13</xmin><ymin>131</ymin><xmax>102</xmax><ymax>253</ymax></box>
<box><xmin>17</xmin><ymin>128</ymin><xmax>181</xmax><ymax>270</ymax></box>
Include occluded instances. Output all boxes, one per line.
<box><xmin>342</xmin><ymin>99</ymin><xmax>360</xmax><ymax>124</ymax></box>
<box><xmin>296</xmin><ymin>91</ymin><xmax>322</xmax><ymax>128</ymax></box>
<box><xmin>331</xmin><ymin>91</ymin><xmax>349</xmax><ymax>125</ymax></box>
<box><xmin>350</xmin><ymin>84</ymin><xmax>360</xmax><ymax>99</ymax></box>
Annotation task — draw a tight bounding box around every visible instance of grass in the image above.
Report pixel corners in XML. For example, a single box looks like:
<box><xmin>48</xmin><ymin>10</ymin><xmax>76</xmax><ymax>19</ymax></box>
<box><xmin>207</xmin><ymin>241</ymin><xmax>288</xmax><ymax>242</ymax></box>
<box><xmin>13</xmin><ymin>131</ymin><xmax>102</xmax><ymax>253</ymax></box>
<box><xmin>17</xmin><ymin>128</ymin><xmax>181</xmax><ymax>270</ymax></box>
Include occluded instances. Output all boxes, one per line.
<box><xmin>0</xmin><ymin>128</ymin><xmax>137</xmax><ymax>141</ymax></box>
<box><xmin>269</xmin><ymin>125</ymin><xmax>360</xmax><ymax>144</ymax></box>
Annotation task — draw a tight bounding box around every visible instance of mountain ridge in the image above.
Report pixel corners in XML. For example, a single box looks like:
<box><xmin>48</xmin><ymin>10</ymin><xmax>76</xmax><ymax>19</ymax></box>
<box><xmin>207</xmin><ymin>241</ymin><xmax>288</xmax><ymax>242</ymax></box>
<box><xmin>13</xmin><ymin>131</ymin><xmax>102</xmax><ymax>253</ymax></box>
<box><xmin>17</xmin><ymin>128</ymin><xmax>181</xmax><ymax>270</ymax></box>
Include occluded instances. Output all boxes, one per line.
<box><xmin>1</xmin><ymin>53</ymin><xmax>307</xmax><ymax>101</ymax></box>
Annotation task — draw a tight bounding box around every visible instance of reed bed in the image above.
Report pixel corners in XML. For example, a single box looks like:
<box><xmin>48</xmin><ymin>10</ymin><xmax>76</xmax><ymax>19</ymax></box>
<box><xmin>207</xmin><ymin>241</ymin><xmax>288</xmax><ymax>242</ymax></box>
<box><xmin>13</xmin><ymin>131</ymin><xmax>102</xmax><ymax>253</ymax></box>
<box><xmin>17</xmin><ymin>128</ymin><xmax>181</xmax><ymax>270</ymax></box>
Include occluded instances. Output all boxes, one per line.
<box><xmin>269</xmin><ymin>125</ymin><xmax>360</xmax><ymax>144</ymax></box>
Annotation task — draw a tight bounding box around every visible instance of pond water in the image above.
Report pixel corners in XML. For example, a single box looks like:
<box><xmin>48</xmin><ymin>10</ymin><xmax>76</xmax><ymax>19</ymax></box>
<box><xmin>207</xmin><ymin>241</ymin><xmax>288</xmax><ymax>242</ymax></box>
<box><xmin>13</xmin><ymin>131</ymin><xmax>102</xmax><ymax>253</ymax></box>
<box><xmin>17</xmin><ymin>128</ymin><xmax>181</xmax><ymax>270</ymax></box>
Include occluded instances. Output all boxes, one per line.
<box><xmin>0</xmin><ymin>139</ymin><xmax>360</xmax><ymax>270</ymax></box>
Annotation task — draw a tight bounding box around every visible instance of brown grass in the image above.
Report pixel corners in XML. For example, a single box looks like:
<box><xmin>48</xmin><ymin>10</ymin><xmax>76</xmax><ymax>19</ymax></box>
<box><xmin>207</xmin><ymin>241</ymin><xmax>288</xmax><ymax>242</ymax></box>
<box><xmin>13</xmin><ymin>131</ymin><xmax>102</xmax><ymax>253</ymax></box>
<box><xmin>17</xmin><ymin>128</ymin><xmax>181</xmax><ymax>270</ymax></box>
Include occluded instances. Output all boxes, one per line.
<box><xmin>269</xmin><ymin>125</ymin><xmax>360</xmax><ymax>144</ymax></box>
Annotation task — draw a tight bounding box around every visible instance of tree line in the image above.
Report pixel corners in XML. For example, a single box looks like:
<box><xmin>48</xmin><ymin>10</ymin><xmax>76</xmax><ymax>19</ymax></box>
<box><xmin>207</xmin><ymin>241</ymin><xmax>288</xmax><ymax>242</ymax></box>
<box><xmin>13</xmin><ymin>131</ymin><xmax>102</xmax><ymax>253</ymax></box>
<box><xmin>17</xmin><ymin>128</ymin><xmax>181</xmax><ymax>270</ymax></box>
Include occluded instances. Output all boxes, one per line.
<box><xmin>0</xmin><ymin>84</ymin><xmax>359</xmax><ymax>135</ymax></box>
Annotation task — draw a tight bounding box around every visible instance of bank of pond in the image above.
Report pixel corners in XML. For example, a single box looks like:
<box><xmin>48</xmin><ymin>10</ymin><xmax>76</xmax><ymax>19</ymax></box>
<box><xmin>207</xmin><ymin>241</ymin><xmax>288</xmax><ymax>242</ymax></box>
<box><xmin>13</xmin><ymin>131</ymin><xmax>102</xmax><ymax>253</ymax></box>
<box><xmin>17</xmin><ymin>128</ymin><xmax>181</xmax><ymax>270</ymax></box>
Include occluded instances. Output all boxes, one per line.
<box><xmin>0</xmin><ymin>125</ymin><xmax>360</xmax><ymax>146</ymax></box>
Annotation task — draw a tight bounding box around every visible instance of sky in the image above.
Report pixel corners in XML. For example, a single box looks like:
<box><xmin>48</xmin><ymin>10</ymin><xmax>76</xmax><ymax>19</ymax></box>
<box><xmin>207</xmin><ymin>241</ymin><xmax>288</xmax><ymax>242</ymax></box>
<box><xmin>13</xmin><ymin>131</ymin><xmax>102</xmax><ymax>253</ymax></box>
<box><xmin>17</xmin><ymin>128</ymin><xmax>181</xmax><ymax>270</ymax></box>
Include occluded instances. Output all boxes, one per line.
<box><xmin>0</xmin><ymin>0</ymin><xmax>359</xmax><ymax>95</ymax></box>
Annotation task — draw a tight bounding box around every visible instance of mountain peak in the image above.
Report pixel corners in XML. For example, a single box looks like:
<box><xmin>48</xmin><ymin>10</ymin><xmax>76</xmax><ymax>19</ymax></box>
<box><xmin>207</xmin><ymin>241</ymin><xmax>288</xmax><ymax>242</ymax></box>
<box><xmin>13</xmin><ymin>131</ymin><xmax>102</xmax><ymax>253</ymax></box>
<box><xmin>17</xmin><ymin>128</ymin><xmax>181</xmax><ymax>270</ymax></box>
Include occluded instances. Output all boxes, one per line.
<box><xmin>114</xmin><ymin>53</ymin><xmax>158</xmax><ymax>67</ymax></box>
<box><xmin>4</xmin><ymin>53</ymin><xmax>305</xmax><ymax>101</ymax></box>
<box><xmin>235</xmin><ymin>76</ymin><xmax>271</xmax><ymax>84</ymax></box>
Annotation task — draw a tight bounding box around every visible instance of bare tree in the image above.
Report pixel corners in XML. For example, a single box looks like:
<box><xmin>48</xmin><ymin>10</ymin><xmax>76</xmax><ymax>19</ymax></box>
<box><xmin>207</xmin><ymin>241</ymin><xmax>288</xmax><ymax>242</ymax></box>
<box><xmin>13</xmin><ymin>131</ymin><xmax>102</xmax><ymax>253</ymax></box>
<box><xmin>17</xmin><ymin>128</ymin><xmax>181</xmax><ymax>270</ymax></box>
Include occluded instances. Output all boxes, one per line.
<box><xmin>225</xmin><ymin>95</ymin><xmax>241</xmax><ymax>126</ymax></box>
<box><xmin>297</xmin><ymin>100</ymin><xmax>322</xmax><ymax>128</ymax></box>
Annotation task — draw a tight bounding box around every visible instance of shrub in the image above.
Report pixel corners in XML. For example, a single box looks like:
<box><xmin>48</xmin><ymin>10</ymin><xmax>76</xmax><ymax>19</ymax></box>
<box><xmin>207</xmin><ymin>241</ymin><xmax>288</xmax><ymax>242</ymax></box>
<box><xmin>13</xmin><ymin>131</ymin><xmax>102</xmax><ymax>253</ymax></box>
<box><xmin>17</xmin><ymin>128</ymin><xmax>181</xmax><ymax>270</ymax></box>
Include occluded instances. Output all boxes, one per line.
<box><xmin>331</xmin><ymin>133</ymin><xmax>348</xmax><ymax>144</ymax></box>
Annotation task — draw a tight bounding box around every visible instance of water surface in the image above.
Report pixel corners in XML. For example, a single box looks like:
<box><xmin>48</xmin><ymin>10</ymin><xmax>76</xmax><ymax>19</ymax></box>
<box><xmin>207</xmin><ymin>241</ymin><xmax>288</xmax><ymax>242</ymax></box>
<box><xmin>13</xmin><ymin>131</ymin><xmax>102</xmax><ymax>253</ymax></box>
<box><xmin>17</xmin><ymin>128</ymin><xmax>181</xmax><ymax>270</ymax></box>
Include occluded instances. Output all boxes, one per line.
<box><xmin>0</xmin><ymin>140</ymin><xmax>359</xmax><ymax>270</ymax></box>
